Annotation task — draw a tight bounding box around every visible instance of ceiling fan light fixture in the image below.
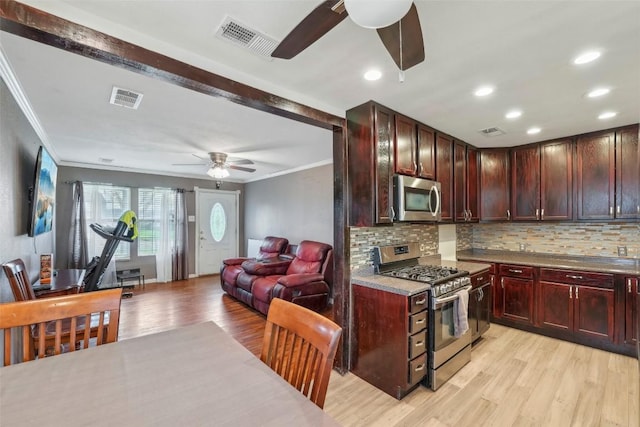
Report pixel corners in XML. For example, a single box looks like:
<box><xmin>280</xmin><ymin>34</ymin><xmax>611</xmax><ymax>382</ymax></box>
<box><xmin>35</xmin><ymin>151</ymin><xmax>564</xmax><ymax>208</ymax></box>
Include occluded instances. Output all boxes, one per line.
<box><xmin>344</xmin><ymin>0</ymin><xmax>413</xmax><ymax>29</ymax></box>
<box><xmin>363</xmin><ymin>69</ymin><xmax>382</xmax><ymax>81</ymax></box>
<box><xmin>207</xmin><ymin>165</ymin><xmax>230</xmax><ymax>179</ymax></box>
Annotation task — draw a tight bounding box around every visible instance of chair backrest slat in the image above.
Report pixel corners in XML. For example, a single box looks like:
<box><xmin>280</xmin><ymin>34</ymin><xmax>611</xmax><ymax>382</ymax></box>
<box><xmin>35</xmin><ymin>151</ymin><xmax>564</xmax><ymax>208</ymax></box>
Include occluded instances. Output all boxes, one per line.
<box><xmin>260</xmin><ymin>298</ymin><xmax>342</xmax><ymax>409</ymax></box>
<box><xmin>0</xmin><ymin>288</ymin><xmax>122</xmax><ymax>366</ymax></box>
<box><xmin>2</xmin><ymin>259</ymin><xmax>36</xmax><ymax>301</ymax></box>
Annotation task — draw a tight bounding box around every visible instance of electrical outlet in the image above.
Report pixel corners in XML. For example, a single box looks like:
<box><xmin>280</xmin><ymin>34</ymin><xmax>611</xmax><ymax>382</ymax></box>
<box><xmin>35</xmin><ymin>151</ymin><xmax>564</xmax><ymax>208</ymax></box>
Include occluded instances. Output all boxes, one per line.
<box><xmin>618</xmin><ymin>246</ymin><xmax>628</xmax><ymax>256</ymax></box>
<box><xmin>519</xmin><ymin>243</ymin><xmax>527</xmax><ymax>251</ymax></box>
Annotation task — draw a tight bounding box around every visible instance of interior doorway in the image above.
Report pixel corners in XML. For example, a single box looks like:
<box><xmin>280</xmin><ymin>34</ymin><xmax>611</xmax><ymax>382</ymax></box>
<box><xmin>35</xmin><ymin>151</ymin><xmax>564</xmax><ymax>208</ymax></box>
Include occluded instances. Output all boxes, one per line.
<box><xmin>195</xmin><ymin>188</ymin><xmax>239</xmax><ymax>276</ymax></box>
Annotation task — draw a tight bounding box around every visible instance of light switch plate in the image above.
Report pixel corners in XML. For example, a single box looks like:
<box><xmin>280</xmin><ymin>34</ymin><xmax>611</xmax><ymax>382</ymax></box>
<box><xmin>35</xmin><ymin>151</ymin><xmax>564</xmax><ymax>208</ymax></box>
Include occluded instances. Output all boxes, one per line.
<box><xmin>188</xmin><ymin>215</ymin><xmax>196</xmax><ymax>222</ymax></box>
<box><xmin>618</xmin><ymin>246</ymin><xmax>628</xmax><ymax>256</ymax></box>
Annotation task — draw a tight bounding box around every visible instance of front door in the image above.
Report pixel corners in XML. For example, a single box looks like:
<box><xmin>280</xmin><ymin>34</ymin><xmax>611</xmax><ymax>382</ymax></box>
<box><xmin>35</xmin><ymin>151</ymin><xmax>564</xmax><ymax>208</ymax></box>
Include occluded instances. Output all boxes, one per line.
<box><xmin>195</xmin><ymin>188</ymin><xmax>239</xmax><ymax>276</ymax></box>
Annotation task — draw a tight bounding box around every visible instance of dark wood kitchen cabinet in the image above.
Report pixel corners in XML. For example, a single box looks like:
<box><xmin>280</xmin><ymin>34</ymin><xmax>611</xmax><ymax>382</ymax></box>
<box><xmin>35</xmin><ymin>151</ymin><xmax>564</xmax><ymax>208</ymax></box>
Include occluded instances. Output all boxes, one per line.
<box><xmin>436</xmin><ymin>133</ymin><xmax>454</xmax><ymax>221</ymax></box>
<box><xmin>417</xmin><ymin>124</ymin><xmax>436</xmax><ymax>179</ymax></box>
<box><xmin>479</xmin><ymin>149</ymin><xmax>510</xmax><ymax>221</ymax></box>
<box><xmin>454</xmin><ymin>141</ymin><xmax>479</xmax><ymax>222</ymax></box>
<box><xmin>511</xmin><ymin>140</ymin><xmax>572</xmax><ymax>221</ymax></box>
<box><xmin>576</xmin><ymin>124</ymin><xmax>639</xmax><ymax>220</ymax></box>
<box><xmin>469</xmin><ymin>269</ymin><xmax>491</xmax><ymax>342</ymax></box>
<box><xmin>394</xmin><ymin>113</ymin><xmax>417</xmax><ymax>176</ymax></box>
<box><xmin>499</xmin><ymin>264</ymin><xmax>535</xmax><ymax>325</ymax></box>
<box><xmin>347</xmin><ymin>101</ymin><xmax>394</xmax><ymax>226</ymax></box>
<box><xmin>625</xmin><ymin>276</ymin><xmax>639</xmax><ymax>347</ymax></box>
<box><xmin>538</xmin><ymin>269</ymin><xmax>614</xmax><ymax>343</ymax></box>
<box><xmin>351</xmin><ymin>284</ymin><xmax>428</xmax><ymax>399</ymax></box>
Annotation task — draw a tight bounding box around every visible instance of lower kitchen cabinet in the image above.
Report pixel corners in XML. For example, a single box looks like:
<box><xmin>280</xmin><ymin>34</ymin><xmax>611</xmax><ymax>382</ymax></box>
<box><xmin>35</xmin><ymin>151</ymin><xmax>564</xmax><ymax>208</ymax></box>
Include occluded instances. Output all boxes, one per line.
<box><xmin>499</xmin><ymin>264</ymin><xmax>535</xmax><ymax>325</ymax></box>
<box><xmin>626</xmin><ymin>276</ymin><xmax>640</xmax><ymax>346</ymax></box>
<box><xmin>538</xmin><ymin>269</ymin><xmax>614</xmax><ymax>343</ymax></box>
<box><xmin>469</xmin><ymin>269</ymin><xmax>491</xmax><ymax>342</ymax></box>
<box><xmin>351</xmin><ymin>283</ymin><xmax>428</xmax><ymax>399</ymax></box>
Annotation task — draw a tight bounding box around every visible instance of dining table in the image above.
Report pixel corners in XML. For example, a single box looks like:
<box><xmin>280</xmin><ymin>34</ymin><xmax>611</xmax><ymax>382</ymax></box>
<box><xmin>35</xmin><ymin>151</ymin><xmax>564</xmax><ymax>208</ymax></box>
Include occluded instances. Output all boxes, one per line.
<box><xmin>0</xmin><ymin>321</ymin><xmax>342</xmax><ymax>426</ymax></box>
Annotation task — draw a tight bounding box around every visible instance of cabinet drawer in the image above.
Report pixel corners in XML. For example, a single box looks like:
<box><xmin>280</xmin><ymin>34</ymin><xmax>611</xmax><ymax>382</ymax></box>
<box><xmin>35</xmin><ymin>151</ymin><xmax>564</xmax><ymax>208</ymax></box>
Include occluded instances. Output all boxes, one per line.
<box><xmin>408</xmin><ymin>330</ymin><xmax>427</xmax><ymax>359</ymax></box>
<box><xmin>471</xmin><ymin>270</ymin><xmax>491</xmax><ymax>288</ymax></box>
<box><xmin>499</xmin><ymin>264</ymin><xmax>534</xmax><ymax>279</ymax></box>
<box><xmin>408</xmin><ymin>353</ymin><xmax>427</xmax><ymax>385</ymax></box>
<box><xmin>539</xmin><ymin>268</ymin><xmax>613</xmax><ymax>288</ymax></box>
<box><xmin>409</xmin><ymin>310</ymin><xmax>428</xmax><ymax>334</ymax></box>
<box><xmin>409</xmin><ymin>292</ymin><xmax>428</xmax><ymax>314</ymax></box>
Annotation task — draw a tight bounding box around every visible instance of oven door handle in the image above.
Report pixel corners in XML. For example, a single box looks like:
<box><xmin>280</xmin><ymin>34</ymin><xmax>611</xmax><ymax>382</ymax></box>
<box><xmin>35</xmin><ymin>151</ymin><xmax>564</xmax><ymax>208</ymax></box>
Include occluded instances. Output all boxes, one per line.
<box><xmin>432</xmin><ymin>285</ymin><xmax>472</xmax><ymax>307</ymax></box>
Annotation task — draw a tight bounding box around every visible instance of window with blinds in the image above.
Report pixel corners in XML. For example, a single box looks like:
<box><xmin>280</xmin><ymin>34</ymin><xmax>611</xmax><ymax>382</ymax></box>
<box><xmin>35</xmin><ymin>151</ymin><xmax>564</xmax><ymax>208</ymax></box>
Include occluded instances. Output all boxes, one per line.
<box><xmin>138</xmin><ymin>188</ymin><xmax>176</xmax><ymax>256</ymax></box>
<box><xmin>83</xmin><ymin>183</ymin><xmax>131</xmax><ymax>260</ymax></box>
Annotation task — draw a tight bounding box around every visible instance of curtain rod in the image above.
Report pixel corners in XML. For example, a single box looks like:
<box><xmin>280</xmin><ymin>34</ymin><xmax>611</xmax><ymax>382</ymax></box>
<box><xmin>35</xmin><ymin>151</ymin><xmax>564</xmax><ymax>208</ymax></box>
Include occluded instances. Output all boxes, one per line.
<box><xmin>64</xmin><ymin>181</ymin><xmax>195</xmax><ymax>192</ymax></box>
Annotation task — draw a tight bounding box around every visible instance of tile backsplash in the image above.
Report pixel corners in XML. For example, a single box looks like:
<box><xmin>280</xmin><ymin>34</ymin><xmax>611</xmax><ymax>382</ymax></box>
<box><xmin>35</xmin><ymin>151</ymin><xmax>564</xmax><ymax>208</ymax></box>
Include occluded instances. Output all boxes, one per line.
<box><xmin>349</xmin><ymin>223</ymin><xmax>438</xmax><ymax>270</ymax></box>
<box><xmin>471</xmin><ymin>222</ymin><xmax>640</xmax><ymax>258</ymax></box>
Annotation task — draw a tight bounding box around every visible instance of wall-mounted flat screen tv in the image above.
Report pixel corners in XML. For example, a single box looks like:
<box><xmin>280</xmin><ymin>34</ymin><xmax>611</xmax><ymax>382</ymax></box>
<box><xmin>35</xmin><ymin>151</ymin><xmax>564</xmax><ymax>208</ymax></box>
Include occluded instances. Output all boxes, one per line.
<box><xmin>29</xmin><ymin>146</ymin><xmax>58</xmax><ymax>237</ymax></box>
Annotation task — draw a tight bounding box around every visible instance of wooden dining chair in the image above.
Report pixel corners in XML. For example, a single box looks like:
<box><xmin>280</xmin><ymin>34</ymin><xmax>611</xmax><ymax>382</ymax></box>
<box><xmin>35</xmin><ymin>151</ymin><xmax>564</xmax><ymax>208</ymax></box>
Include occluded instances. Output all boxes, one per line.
<box><xmin>0</xmin><ymin>288</ymin><xmax>122</xmax><ymax>365</ymax></box>
<box><xmin>2</xmin><ymin>258</ymin><xmax>36</xmax><ymax>301</ymax></box>
<box><xmin>260</xmin><ymin>298</ymin><xmax>342</xmax><ymax>409</ymax></box>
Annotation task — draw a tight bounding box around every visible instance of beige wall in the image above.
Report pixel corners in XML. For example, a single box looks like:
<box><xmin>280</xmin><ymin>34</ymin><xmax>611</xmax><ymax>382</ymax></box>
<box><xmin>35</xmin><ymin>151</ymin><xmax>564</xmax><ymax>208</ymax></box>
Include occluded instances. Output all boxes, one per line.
<box><xmin>0</xmin><ymin>79</ymin><xmax>55</xmax><ymax>302</ymax></box>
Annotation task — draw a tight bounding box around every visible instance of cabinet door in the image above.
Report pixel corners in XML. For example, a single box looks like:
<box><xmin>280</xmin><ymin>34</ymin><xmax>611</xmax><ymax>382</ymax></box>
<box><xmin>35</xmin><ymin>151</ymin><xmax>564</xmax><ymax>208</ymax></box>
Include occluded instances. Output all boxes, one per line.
<box><xmin>501</xmin><ymin>276</ymin><xmax>534</xmax><ymax>324</ymax></box>
<box><xmin>374</xmin><ymin>106</ymin><xmax>395</xmax><ymax>224</ymax></box>
<box><xmin>540</xmin><ymin>140</ymin><xmax>573</xmax><ymax>220</ymax></box>
<box><xmin>625</xmin><ymin>277</ymin><xmax>639</xmax><ymax>345</ymax></box>
<box><xmin>490</xmin><ymin>274</ymin><xmax>502</xmax><ymax>318</ymax></box>
<box><xmin>417</xmin><ymin>124</ymin><xmax>435</xmax><ymax>179</ymax></box>
<box><xmin>454</xmin><ymin>141</ymin><xmax>467</xmax><ymax>222</ymax></box>
<box><xmin>616</xmin><ymin>125</ymin><xmax>639</xmax><ymax>219</ymax></box>
<box><xmin>394</xmin><ymin>114</ymin><xmax>417</xmax><ymax>176</ymax></box>
<box><xmin>511</xmin><ymin>145</ymin><xmax>540</xmax><ymax>221</ymax></box>
<box><xmin>573</xmin><ymin>285</ymin><xmax>614</xmax><ymax>341</ymax></box>
<box><xmin>468</xmin><ymin>287</ymin><xmax>480</xmax><ymax>342</ymax></box>
<box><xmin>466</xmin><ymin>146</ymin><xmax>479</xmax><ymax>221</ymax></box>
<box><xmin>436</xmin><ymin>134</ymin><xmax>454</xmax><ymax>221</ymax></box>
<box><xmin>480</xmin><ymin>149</ymin><xmax>510</xmax><ymax>221</ymax></box>
<box><xmin>477</xmin><ymin>283</ymin><xmax>491</xmax><ymax>337</ymax></box>
<box><xmin>576</xmin><ymin>131</ymin><xmax>615</xmax><ymax>219</ymax></box>
<box><xmin>538</xmin><ymin>281</ymin><xmax>572</xmax><ymax>331</ymax></box>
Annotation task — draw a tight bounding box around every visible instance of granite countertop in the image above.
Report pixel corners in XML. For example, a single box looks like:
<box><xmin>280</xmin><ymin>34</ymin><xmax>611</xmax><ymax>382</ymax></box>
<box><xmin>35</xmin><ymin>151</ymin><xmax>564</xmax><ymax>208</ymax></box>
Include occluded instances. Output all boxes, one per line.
<box><xmin>350</xmin><ymin>256</ymin><xmax>491</xmax><ymax>296</ymax></box>
<box><xmin>457</xmin><ymin>249</ymin><xmax>640</xmax><ymax>275</ymax></box>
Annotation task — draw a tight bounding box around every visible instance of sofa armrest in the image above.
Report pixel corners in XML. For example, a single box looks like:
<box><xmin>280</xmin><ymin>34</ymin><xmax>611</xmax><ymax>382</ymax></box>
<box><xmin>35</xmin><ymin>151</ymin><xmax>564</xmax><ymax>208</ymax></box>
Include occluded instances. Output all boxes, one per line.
<box><xmin>277</xmin><ymin>273</ymin><xmax>324</xmax><ymax>287</ymax></box>
<box><xmin>223</xmin><ymin>257</ymin><xmax>249</xmax><ymax>266</ymax></box>
<box><xmin>241</xmin><ymin>258</ymin><xmax>291</xmax><ymax>276</ymax></box>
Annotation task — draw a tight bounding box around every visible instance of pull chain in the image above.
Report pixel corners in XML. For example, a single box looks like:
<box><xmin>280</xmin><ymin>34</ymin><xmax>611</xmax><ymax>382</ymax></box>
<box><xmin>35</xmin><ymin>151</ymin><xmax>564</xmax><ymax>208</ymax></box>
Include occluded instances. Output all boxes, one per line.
<box><xmin>399</xmin><ymin>19</ymin><xmax>405</xmax><ymax>82</ymax></box>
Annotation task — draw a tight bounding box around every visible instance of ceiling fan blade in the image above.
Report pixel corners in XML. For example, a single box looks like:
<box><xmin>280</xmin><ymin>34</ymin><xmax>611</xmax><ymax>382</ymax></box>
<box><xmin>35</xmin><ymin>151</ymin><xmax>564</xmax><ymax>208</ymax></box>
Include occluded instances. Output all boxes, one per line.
<box><xmin>272</xmin><ymin>0</ymin><xmax>348</xmax><ymax>59</ymax></box>
<box><xmin>226</xmin><ymin>157</ymin><xmax>254</xmax><ymax>165</ymax></box>
<box><xmin>229</xmin><ymin>165</ymin><xmax>256</xmax><ymax>173</ymax></box>
<box><xmin>376</xmin><ymin>3</ymin><xmax>425</xmax><ymax>71</ymax></box>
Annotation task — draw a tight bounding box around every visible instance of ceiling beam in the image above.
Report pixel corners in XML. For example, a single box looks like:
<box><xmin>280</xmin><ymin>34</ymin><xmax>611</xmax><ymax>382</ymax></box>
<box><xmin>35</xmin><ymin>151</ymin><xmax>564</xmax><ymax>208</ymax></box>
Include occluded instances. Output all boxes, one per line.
<box><xmin>0</xmin><ymin>1</ymin><xmax>345</xmax><ymax>131</ymax></box>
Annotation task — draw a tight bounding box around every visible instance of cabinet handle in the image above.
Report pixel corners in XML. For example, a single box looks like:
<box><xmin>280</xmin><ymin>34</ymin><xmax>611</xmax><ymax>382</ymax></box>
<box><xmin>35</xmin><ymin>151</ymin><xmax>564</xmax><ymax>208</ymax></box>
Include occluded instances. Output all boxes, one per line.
<box><xmin>609</xmin><ymin>206</ymin><xmax>613</xmax><ymax>215</ymax></box>
<box><xmin>616</xmin><ymin>205</ymin><xmax>620</xmax><ymax>215</ymax></box>
<box><xmin>541</xmin><ymin>209</ymin><xmax>544</xmax><ymax>220</ymax></box>
<box><xmin>391</xmin><ymin>207</ymin><xmax>395</xmax><ymax>220</ymax></box>
<box><xmin>629</xmin><ymin>279</ymin><xmax>632</xmax><ymax>293</ymax></box>
<box><xmin>415</xmin><ymin>340</ymin><xmax>424</xmax><ymax>347</ymax></box>
<box><xmin>575</xmin><ymin>287</ymin><xmax>579</xmax><ymax>299</ymax></box>
<box><xmin>419</xmin><ymin>162</ymin><xmax>424</xmax><ymax>175</ymax></box>
<box><xmin>507</xmin><ymin>209</ymin><xmax>511</xmax><ymax>220</ymax></box>
<box><xmin>536</xmin><ymin>209</ymin><xmax>539</xmax><ymax>220</ymax></box>
<box><xmin>566</xmin><ymin>274</ymin><xmax>583</xmax><ymax>280</ymax></box>
<box><xmin>413</xmin><ymin>162</ymin><xmax>418</xmax><ymax>175</ymax></box>
<box><xmin>468</xmin><ymin>209</ymin><xmax>473</xmax><ymax>220</ymax></box>
<box><xmin>415</xmin><ymin>318</ymin><xmax>426</xmax><ymax>324</ymax></box>
<box><xmin>478</xmin><ymin>288</ymin><xmax>484</xmax><ymax>300</ymax></box>
<box><xmin>509</xmin><ymin>269</ymin><xmax>523</xmax><ymax>274</ymax></box>
<box><xmin>415</xmin><ymin>298</ymin><xmax>426</xmax><ymax>305</ymax></box>
<box><xmin>569</xmin><ymin>286</ymin><xmax>573</xmax><ymax>299</ymax></box>
<box><xmin>501</xmin><ymin>278</ymin><xmax>504</xmax><ymax>289</ymax></box>
<box><xmin>414</xmin><ymin>364</ymin><xmax>425</xmax><ymax>372</ymax></box>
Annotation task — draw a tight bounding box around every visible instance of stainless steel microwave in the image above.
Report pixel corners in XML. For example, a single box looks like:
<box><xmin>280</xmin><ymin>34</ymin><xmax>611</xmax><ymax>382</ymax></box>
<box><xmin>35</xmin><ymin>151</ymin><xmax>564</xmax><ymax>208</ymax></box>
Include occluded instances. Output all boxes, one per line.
<box><xmin>393</xmin><ymin>175</ymin><xmax>442</xmax><ymax>222</ymax></box>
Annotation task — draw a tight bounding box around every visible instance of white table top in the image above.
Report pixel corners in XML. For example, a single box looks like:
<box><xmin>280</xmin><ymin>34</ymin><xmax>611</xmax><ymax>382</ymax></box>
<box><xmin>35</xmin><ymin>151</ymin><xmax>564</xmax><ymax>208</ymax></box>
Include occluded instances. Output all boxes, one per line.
<box><xmin>0</xmin><ymin>322</ymin><xmax>342</xmax><ymax>426</ymax></box>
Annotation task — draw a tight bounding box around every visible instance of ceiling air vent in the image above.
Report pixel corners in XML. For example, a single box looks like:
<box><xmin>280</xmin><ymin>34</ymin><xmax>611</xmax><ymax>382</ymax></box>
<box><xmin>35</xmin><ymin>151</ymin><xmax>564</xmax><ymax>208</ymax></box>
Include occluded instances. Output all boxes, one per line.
<box><xmin>110</xmin><ymin>87</ymin><xmax>143</xmax><ymax>109</ymax></box>
<box><xmin>478</xmin><ymin>127</ymin><xmax>506</xmax><ymax>137</ymax></box>
<box><xmin>215</xmin><ymin>16</ymin><xmax>279</xmax><ymax>60</ymax></box>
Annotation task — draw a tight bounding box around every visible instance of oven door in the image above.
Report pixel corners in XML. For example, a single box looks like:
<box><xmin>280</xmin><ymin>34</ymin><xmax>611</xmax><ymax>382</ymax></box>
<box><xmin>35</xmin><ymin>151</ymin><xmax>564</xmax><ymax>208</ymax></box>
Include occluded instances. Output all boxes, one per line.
<box><xmin>431</xmin><ymin>285</ymin><xmax>472</xmax><ymax>369</ymax></box>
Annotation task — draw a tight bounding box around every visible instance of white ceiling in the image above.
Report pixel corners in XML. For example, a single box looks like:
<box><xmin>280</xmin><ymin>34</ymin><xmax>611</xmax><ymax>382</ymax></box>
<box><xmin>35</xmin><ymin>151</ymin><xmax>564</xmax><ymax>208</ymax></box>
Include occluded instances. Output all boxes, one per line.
<box><xmin>2</xmin><ymin>1</ymin><xmax>640</xmax><ymax>182</ymax></box>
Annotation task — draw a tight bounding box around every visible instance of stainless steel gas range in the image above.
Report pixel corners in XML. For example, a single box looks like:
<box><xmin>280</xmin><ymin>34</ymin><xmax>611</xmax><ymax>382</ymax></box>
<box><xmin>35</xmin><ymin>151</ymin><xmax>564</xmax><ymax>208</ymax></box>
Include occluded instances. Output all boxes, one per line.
<box><xmin>373</xmin><ymin>243</ymin><xmax>473</xmax><ymax>391</ymax></box>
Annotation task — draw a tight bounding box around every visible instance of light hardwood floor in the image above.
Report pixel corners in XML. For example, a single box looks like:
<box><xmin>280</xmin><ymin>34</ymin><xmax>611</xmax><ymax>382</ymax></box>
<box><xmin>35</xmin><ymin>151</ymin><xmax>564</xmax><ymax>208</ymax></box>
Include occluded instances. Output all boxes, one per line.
<box><xmin>118</xmin><ymin>276</ymin><xmax>639</xmax><ymax>427</ymax></box>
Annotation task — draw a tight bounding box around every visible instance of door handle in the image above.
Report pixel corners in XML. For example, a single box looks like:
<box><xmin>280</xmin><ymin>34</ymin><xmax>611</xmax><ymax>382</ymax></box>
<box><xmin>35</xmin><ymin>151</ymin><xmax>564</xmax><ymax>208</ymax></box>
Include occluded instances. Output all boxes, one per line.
<box><xmin>575</xmin><ymin>287</ymin><xmax>579</xmax><ymax>299</ymax></box>
<box><xmin>536</xmin><ymin>208</ymin><xmax>539</xmax><ymax>220</ymax></box>
<box><xmin>566</xmin><ymin>274</ymin><xmax>583</xmax><ymax>280</ymax></box>
<box><xmin>541</xmin><ymin>208</ymin><xmax>544</xmax><ymax>220</ymax></box>
<box><xmin>507</xmin><ymin>209</ymin><xmax>511</xmax><ymax>220</ymax></box>
<box><xmin>569</xmin><ymin>285</ymin><xmax>572</xmax><ymax>299</ymax></box>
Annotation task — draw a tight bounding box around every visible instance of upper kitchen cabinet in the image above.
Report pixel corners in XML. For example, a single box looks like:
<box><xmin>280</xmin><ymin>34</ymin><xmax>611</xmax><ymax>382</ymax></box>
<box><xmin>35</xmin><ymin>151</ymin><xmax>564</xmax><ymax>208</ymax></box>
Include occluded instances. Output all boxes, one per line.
<box><xmin>394</xmin><ymin>114</ymin><xmax>418</xmax><ymax>176</ymax></box>
<box><xmin>479</xmin><ymin>149</ymin><xmax>510</xmax><ymax>221</ymax></box>
<box><xmin>347</xmin><ymin>101</ymin><xmax>395</xmax><ymax>226</ymax></box>
<box><xmin>454</xmin><ymin>141</ymin><xmax>479</xmax><ymax>222</ymax></box>
<box><xmin>576</xmin><ymin>124</ymin><xmax>639</xmax><ymax>220</ymax></box>
<box><xmin>417</xmin><ymin>124</ymin><xmax>436</xmax><ymax>179</ymax></box>
<box><xmin>435</xmin><ymin>133</ymin><xmax>454</xmax><ymax>222</ymax></box>
<box><xmin>511</xmin><ymin>139</ymin><xmax>572</xmax><ymax>221</ymax></box>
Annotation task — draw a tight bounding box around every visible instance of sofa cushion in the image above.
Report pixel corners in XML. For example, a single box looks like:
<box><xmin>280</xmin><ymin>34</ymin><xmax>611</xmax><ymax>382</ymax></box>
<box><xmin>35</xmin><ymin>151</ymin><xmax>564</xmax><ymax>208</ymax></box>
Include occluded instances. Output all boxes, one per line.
<box><xmin>241</xmin><ymin>258</ymin><xmax>291</xmax><ymax>276</ymax></box>
<box><xmin>286</xmin><ymin>241</ymin><xmax>332</xmax><ymax>275</ymax></box>
<box><xmin>252</xmin><ymin>276</ymin><xmax>281</xmax><ymax>303</ymax></box>
<box><xmin>257</xmin><ymin>236</ymin><xmax>289</xmax><ymax>258</ymax></box>
<box><xmin>236</xmin><ymin>272</ymin><xmax>259</xmax><ymax>292</ymax></box>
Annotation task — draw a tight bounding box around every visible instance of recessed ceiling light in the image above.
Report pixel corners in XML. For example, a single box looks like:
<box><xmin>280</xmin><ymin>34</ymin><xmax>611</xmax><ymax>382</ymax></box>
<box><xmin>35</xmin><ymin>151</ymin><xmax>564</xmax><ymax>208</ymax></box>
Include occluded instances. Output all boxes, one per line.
<box><xmin>363</xmin><ymin>69</ymin><xmax>382</xmax><ymax>81</ymax></box>
<box><xmin>474</xmin><ymin>86</ymin><xmax>494</xmax><ymax>97</ymax></box>
<box><xmin>505</xmin><ymin>110</ymin><xmax>522</xmax><ymax>119</ymax></box>
<box><xmin>587</xmin><ymin>88</ymin><xmax>610</xmax><ymax>98</ymax></box>
<box><xmin>598</xmin><ymin>111</ymin><xmax>617</xmax><ymax>120</ymax></box>
<box><xmin>574</xmin><ymin>51</ymin><xmax>601</xmax><ymax>65</ymax></box>
<box><xmin>527</xmin><ymin>127</ymin><xmax>541</xmax><ymax>135</ymax></box>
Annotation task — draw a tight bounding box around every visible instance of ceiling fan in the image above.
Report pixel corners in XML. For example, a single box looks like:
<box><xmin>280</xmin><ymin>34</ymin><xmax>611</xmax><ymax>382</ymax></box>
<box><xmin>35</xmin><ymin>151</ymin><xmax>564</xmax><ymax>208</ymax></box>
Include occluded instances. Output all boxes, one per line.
<box><xmin>174</xmin><ymin>152</ymin><xmax>256</xmax><ymax>179</ymax></box>
<box><xmin>271</xmin><ymin>0</ymin><xmax>425</xmax><ymax>71</ymax></box>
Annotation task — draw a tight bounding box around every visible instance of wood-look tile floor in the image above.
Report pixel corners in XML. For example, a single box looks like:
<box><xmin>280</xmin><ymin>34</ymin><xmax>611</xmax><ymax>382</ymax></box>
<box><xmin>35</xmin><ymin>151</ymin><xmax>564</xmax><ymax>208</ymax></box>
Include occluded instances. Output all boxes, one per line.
<box><xmin>118</xmin><ymin>276</ymin><xmax>639</xmax><ymax>427</ymax></box>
